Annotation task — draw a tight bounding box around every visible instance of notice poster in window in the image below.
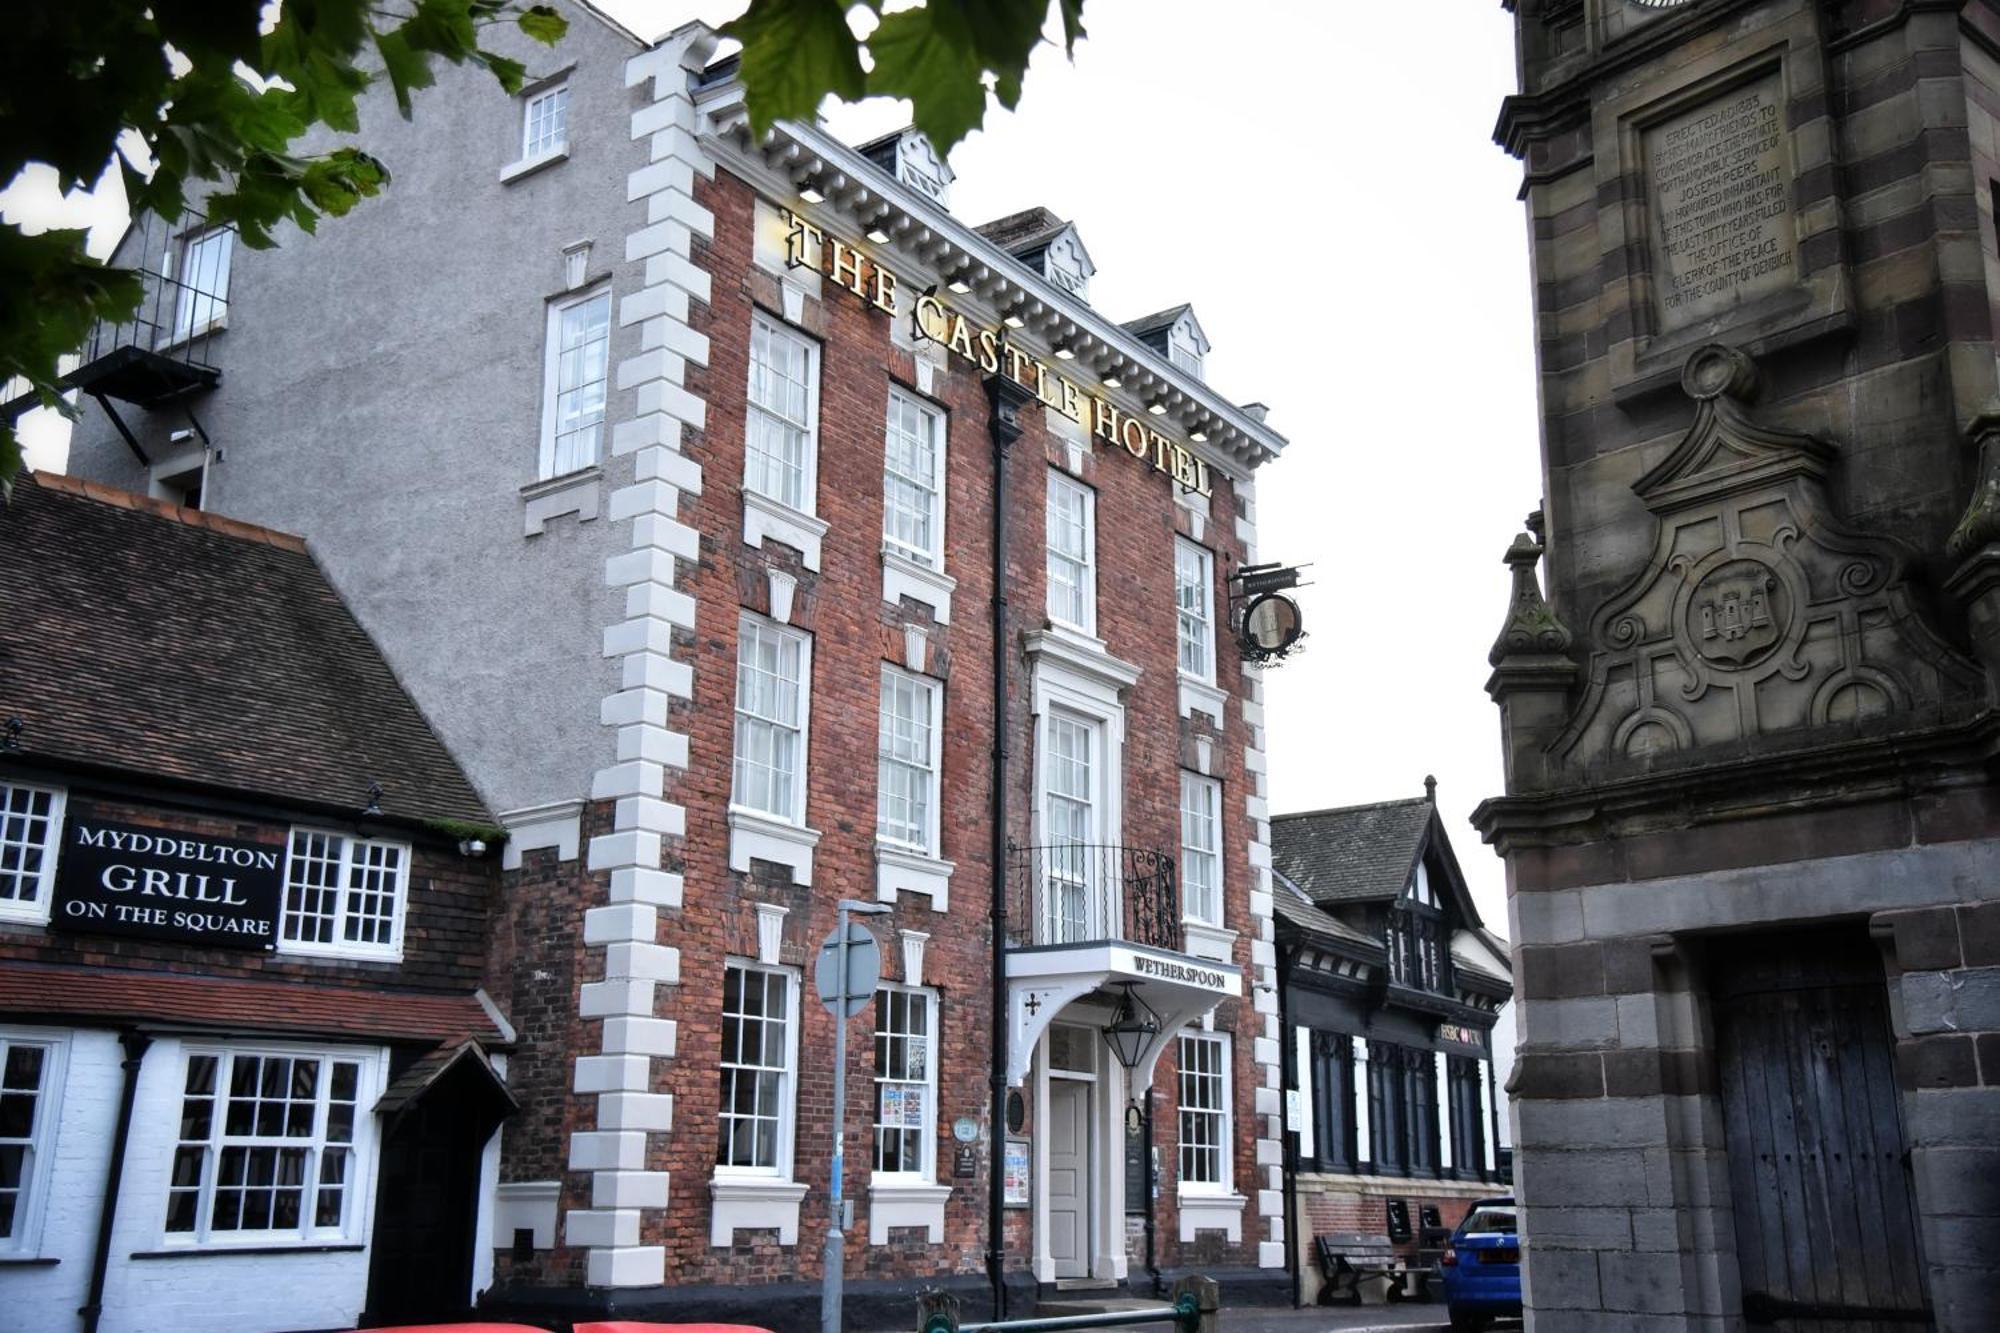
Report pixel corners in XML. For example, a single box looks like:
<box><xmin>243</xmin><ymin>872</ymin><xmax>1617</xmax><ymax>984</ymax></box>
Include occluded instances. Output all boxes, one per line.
<box><xmin>898</xmin><ymin>1086</ymin><xmax>926</xmax><ymax>1128</ymax></box>
<box><xmin>1003</xmin><ymin>1137</ymin><xmax>1031</xmax><ymax>1207</ymax></box>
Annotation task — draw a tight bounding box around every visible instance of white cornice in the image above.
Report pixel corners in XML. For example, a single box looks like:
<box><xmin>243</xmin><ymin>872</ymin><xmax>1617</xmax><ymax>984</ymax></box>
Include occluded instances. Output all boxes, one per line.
<box><xmin>691</xmin><ymin>87</ymin><xmax>1286</xmax><ymax>474</ymax></box>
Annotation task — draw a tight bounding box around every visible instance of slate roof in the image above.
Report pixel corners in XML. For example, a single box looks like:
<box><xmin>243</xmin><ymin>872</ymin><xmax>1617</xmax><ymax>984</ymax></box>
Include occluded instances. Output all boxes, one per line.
<box><xmin>974</xmin><ymin>205</ymin><xmax>1069</xmax><ymax>254</ymax></box>
<box><xmin>0</xmin><ymin>474</ymin><xmax>490</xmax><ymax>828</ymax></box>
<box><xmin>0</xmin><ymin>961</ymin><xmax>509</xmax><ymax>1046</ymax></box>
<box><xmin>1272</xmin><ymin>870</ymin><xmax>1378</xmax><ymax>950</ymax></box>
<box><xmin>1122</xmin><ymin>304</ymin><xmax>1192</xmax><ymax>338</ymax></box>
<box><xmin>1271</xmin><ymin>796</ymin><xmax>1435</xmax><ymax>905</ymax></box>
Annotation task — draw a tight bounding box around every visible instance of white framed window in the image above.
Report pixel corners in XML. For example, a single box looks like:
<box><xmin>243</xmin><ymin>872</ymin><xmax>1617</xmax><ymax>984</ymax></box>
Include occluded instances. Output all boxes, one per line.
<box><xmin>1043</xmin><ymin>710</ymin><xmax>1099</xmax><ymax>945</ymax></box>
<box><xmin>1046</xmin><ymin>470</ymin><xmax>1096</xmax><ymax>633</ymax></box>
<box><xmin>521</xmin><ymin>83</ymin><xmax>569</xmax><ymax>160</ymax></box>
<box><xmin>883</xmin><ymin>388</ymin><xmax>946</xmax><ymax>568</ymax></box>
<box><xmin>0</xmin><ymin>1032</ymin><xmax>64</xmax><ymax>1253</ymax></box>
<box><xmin>1175</xmin><ymin>539</ymin><xmax>1215</xmax><ymax>683</ymax></box>
<box><xmin>872</xmin><ymin>986</ymin><xmax>936</xmax><ymax>1180</ymax></box>
<box><xmin>717</xmin><ymin>961</ymin><xmax>799</xmax><ymax>1176</ymax></box>
<box><xmin>732</xmin><ymin>614</ymin><xmax>812</xmax><ymax>825</ymax></box>
<box><xmin>877</xmin><ymin>667</ymin><xmax>941</xmax><ymax>855</ymax></box>
<box><xmin>0</xmin><ymin>782</ymin><xmax>64</xmax><ymax>925</ymax></box>
<box><xmin>539</xmin><ymin>286</ymin><xmax>612</xmax><ymax>478</ymax></box>
<box><xmin>163</xmin><ymin>1045</ymin><xmax>379</xmax><ymax>1246</ymax></box>
<box><xmin>746</xmin><ymin>313</ymin><xmax>820</xmax><ymax>514</ymax></box>
<box><xmin>1177</xmin><ymin>1031</ymin><xmax>1231</xmax><ymax>1192</ymax></box>
<box><xmin>1179</xmin><ymin>772</ymin><xmax>1223</xmax><ymax>928</ymax></box>
<box><xmin>171</xmin><ymin>228</ymin><xmax>232</xmax><ymax>341</ymax></box>
<box><xmin>279</xmin><ymin>830</ymin><xmax>410</xmax><ymax>961</ymax></box>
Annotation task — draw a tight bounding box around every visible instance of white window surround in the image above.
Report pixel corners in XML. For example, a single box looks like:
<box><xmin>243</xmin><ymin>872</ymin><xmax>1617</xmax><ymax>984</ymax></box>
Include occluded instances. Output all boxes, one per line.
<box><xmin>1045</xmin><ymin>470</ymin><xmax>1097</xmax><ymax>636</ymax></box>
<box><xmin>1176</xmin><ymin>539</ymin><xmax>1216</xmax><ymax>686</ymax></box>
<box><xmin>875</xmin><ymin>840</ymin><xmax>954</xmax><ymax>912</ymax></box>
<box><xmin>743</xmin><ymin>313</ymin><xmax>825</xmax><ymax>569</ymax></box>
<box><xmin>876</xmin><ymin>666</ymin><xmax>942</xmax><ymax>857</ymax></box>
<box><xmin>501</xmin><ymin>72</ymin><xmax>574</xmax><ymax>182</ymax></box>
<box><xmin>870</xmin><ymin>985</ymin><xmax>938</xmax><ymax>1182</ymax></box>
<box><xmin>0</xmin><ymin>1028</ymin><xmax>66</xmax><ymax>1255</ymax></box>
<box><xmin>882</xmin><ymin>546</ymin><xmax>957</xmax><ymax>624</ymax></box>
<box><xmin>1179</xmin><ymin>771</ymin><xmax>1223</xmax><ymax>929</ymax></box>
<box><xmin>158</xmin><ymin>1041</ymin><xmax>386</xmax><ymax>1250</ymax></box>
<box><xmin>167</xmin><ymin>228</ymin><xmax>231</xmax><ymax>345</ymax></box>
<box><xmin>1177</xmin><ymin>1030</ymin><xmax>1231</xmax><ymax>1193</ymax></box>
<box><xmin>278</xmin><ymin>828</ymin><xmax>411</xmax><ymax>963</ymax></box>
<box><xmin>0</xmin><ymin>782</ymin><xmax>64</xmax><ymax>926</ymax></box>
<box><xmin>873</xmin><ymin>664</ymin><xmax>953</xmax><ymax>909</ymax></box>
<box><xmin>711</xmin><ymin>959</ymin><xmax>808</xmax><ymax>1247</ymax></box>
<box><xmin>538</xmin><ymin>285</ymin><xmax>613</xmax><ymax>480</ymax></box>
<box><xmin>729</xmin><ymin>613</ymin><xmax>820</xmax><ymax>883</ymax></box>
<box><xmin>1023</xmin><ymin>630</ymin><xmax>1140</xmax><ymax>945</ymax></box>
<box><xmin>1175</xmin><ymin>1031</ymin><xmax>1246</xmax><ymax>1243</ymax></box>
<box><xmin>868</xmin><ymin>990</ymin><xmax>951</xmax><ymax>1248</ymax></box>
<box><xmin>882</xmin><ymin>388</ymin><xmax>947</xmax><ymax>571</ymax></box>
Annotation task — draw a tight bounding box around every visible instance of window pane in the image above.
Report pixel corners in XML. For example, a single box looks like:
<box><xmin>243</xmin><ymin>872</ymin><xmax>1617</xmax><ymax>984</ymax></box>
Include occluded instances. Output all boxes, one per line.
<box><xmin>746</xmin><ymin>317</ymin><xmax>816</xmax><ymax>510</ymax></box>
<box><xmin>550</xmin><ymin>290</ymin><xmax>611</xmax><ymax>475</ymax></box>
<box><xmin>523</xmin><ymin>84</ymin><xmax>568</xmax><ymax>157</ymax></box>
<box><xmin>1176</xmin><ymin>541</ymin><xmax>1214</xmax><ymax>681</ymax></box>
<box><xmin>874</xmin><ymin>990</ymin><xmax>933</xmax><ymax>1175</ymax></box>
<box><xmin>718</xmin><ymin>964</ymin><xmax>792</xmax><ymax>1171</ymax></box>
<box><xmin>0</xmin><ymin>785</ymin><xmax>56</xmax><ymax>906</ymax></box>
<box><xmin>733</xmin><ymin>619</ymin><xmax>807</xmax><ymax>821</ymax></box>
<box><xmin>876</xmin><ymin>671</ymin><xmax>937</xmax><ymax>851</ymax></box>
<box><xmin>173</xmin><ymin>230</ymin><xmax>231</xmax><ymax>338</ymax></box>
<box><xmin>1178</xmin><ymin>1034</ymin><xmax>1227</xmax><ymax>1188</ymax></box>
<box><xmin>1045</xmin><ymin>473</ymin><xmax>1094</xmax><ymax>630</ymax></box>
<box><xmin>884</xmin><ymin>390</ymin><xmax>943</xmax><ymax>565</ymax></box>
<box><xmin>1180</xmin><ymin>772</ymin><xmax>1221</xmax><ymax>927</ymax></box>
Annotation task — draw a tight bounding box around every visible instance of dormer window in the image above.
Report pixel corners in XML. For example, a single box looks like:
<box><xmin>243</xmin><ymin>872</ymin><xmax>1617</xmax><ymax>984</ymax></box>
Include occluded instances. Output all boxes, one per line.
<box><xmin>1122</xmin><ymin>305</ymin><xmax>1210</xmax><ymax>384</ymax></box>
<box><xmin>1389</xmin><ymin>861</ymin><xmax>1447</xmax><ymax>991</ymax></box>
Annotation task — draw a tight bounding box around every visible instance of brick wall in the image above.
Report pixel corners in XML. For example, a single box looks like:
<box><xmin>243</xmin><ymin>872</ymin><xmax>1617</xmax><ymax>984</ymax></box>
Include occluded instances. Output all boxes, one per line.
<box><xmin>491</xmin><ymin>159</ymin><xmax>1269</xmax><ymax>1289</ymax></box>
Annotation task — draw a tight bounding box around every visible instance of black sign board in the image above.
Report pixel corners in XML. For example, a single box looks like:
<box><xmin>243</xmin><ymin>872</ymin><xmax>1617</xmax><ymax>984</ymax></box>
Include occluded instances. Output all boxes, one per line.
<box><xmin>53</xmin><ymin>819</ymin><xmax>285</xmax><ymax>950</ymax></box>
<box><xmin>953</xmin><ymin>1145</ymin><xmax>980</xmax><ymax>1180</ymax></box>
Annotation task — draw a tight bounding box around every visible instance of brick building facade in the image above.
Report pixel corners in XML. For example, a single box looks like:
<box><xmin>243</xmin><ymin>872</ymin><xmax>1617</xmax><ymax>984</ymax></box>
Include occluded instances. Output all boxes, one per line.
<box><xmin>1484</xmin><ymin>2</ymin><xmax>2000</xmax><ymax>1328</ymax></box>
<box><xmin>58</xmin><ymin>7</ymin><xmax>1294</xmax><ymax>1323</ymax></box>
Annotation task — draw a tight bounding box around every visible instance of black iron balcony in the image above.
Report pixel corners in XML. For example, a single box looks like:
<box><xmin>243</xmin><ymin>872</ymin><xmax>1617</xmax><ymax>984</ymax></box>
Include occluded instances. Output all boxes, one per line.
<box><xmin>1006</xmin><ymin>841</ymin><xmax>1180</xmax><ymax>952</ymax></box>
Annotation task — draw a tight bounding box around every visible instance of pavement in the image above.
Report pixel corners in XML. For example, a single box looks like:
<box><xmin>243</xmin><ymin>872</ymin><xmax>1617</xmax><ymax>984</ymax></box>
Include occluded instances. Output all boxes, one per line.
<box><xmin>1220</xmin><ymin>1306</ymin><xmax>1523</xmax><ymax>1333</ymax></box>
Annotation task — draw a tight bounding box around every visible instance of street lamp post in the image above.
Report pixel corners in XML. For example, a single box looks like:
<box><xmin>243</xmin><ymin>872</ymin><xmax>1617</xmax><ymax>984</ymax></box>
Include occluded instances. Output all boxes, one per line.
<box><xmin>822</xmin><ymin>898</ymin><xmax>890</xmax><ymax>1333</ymax></box>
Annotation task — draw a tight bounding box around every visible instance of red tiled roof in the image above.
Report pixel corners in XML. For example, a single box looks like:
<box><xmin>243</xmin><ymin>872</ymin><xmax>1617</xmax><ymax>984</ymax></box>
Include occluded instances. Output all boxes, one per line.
<box><xmin>0</xmin><ymin>474</ymin><xmax>491</xmax><ymax>828</ymax></box>
<box><xmin>0</xmin><ymin>962</ymin><xmax>507</xmax><ymax>1046</ymax></box>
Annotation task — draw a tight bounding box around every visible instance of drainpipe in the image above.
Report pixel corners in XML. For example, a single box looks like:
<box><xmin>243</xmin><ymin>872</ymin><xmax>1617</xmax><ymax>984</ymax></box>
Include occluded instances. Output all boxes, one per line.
<box><xmin>81</xmin><ymin>1030</ymin><xmax>152</xmax><ymax>1333</ymax></box>
<box><xmin>1276</xmin><ymin>946</ymin><xmax>1301</xmax><ymax>1307</ymax></box>
<box><xmin>986</xmin><ymin>372</ymin><xmax>1032</xmax><ymax>1321</ymax></box>
<box><xmin>1140</xmin><ymin>1088</ymin><xmax>1160</xmax><ymax>1296</ymax></box>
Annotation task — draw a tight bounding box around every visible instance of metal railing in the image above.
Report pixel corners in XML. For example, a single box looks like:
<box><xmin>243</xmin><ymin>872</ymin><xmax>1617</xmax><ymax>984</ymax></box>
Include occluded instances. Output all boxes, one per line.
<box><xmin>1006</xmin><ymin>841</ymin><xmax>1180</xmax><ymax>952</ymax></box>
<box><xmin>77</xmin><ymin>262</ymin><xmax>227</xmax><ymax>378</ymax></box>
<box><xmin>920</xmin><ymin>1276</ymin><xmax>1217</xmax><ymax>1333</ymax></box>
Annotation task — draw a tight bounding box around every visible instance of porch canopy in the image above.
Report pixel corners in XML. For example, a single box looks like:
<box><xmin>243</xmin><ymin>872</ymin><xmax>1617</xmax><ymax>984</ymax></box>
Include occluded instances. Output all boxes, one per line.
<box><xmin>1005</xmin><ymin>942</ymin><xmax>1241</xmax><ymax>1087</ymax></box>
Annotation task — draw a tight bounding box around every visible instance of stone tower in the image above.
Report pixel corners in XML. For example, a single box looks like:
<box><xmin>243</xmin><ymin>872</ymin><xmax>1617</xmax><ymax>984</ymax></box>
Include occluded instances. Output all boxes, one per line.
<box><xmin>1482</xmin><ymin>2</ymin><xmax>2000</xmax><ymax>1328</ymax></box>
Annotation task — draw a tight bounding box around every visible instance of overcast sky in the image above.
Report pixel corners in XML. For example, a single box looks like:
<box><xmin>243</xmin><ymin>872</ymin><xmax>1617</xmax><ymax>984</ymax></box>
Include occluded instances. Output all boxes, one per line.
<box><xmin>1</xmin><ymin>1</ymin><xmax>1540</xmax><ymax>932</ymax></box>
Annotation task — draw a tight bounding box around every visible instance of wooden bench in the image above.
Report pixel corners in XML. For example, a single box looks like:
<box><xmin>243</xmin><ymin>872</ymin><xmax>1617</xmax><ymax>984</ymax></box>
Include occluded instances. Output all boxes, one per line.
<box><xmin>1312</xmin><ymin>1232</ymin><xmax>1415</xmax><ymax>1306</ymax></box>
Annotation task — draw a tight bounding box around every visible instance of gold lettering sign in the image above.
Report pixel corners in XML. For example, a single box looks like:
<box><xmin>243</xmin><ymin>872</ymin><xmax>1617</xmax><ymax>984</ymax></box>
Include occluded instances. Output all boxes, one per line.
<box><xmin>782</xmin><ymin>209</ymin><xmax>1213</xmax><ymax>498</ymax></box>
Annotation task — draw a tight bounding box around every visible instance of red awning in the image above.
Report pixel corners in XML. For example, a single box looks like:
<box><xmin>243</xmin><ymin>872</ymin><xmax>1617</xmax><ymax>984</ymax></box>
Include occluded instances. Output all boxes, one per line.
<box><xmin>0</xmin><ymin>961</ymin><xmax>509</xmax><ymax>1047</ymax></box>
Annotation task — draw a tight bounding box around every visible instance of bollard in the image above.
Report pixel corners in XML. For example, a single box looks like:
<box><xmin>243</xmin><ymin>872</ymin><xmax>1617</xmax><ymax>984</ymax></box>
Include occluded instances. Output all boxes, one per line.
<box><xmin>1169</xmin><ymin>1275</ymin><xmax>1220</xmax><ymax>1333</ymax></box>
<box><xmin>920</xmin><ymin>1286</ymin><xmax>962</xmax><ymax>1333</ymax></box>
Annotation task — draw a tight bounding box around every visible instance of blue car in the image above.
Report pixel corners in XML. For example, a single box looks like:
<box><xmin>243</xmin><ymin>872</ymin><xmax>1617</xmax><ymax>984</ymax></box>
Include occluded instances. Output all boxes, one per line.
<box><xmin>1437</xmin><ymin>1197</ymin><xmax>1521</xmax><ymax>1330</ymax></box>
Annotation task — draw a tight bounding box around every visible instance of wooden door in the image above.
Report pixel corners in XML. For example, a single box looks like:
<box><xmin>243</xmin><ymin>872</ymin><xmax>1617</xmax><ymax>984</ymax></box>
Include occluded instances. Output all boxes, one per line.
<box><xmin>1711</xmin><ymin>928</ymin><xmax>1931</xmax><ymax>1330</ymax></box>
<box><xmin>1047</xmin><ymin>1078</ymin><xmax>1092</xmax><ymax>1278</ymax></box>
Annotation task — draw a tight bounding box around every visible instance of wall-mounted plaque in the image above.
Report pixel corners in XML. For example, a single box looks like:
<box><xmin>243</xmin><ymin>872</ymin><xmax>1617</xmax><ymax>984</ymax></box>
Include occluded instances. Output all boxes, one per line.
<box><xmin>953</xmin><ymin>1144</ymin><xmax>980</xmax><ymax>1180</ymax></box>
<box><xmin>1645</xmin><ymin>72</ymin><xmax>1797</xmax><ymax>330</ymax></box>
<box><xmin>52</xmin><ymin>818</ymin><xmax>285</xmax><ymax>949</ymax></box>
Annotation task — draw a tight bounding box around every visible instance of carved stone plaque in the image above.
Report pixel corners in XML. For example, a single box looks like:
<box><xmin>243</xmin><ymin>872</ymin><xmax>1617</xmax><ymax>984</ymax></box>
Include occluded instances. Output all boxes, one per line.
<box><xmin>1645</xmin><ymin>74</ymin><xmax>1797</xmax><ymax>329</ymax></box>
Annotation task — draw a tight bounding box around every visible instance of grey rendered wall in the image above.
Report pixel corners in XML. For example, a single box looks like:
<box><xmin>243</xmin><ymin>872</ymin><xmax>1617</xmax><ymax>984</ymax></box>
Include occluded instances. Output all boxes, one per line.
<box><xmin>63</xmin><ymin>4</ymin><xmax>652</xmax><ymax>818</ymax></box>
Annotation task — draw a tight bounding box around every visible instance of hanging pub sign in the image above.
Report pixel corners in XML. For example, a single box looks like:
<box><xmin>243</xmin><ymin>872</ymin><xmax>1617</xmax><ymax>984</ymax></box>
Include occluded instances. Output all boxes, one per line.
<box><xmin>781</xmin><ymin>210</ymin><xmax>1215</xmax><ymax>498</ymax></box>
<box><xmin>52</xmin><ymin>818</ymin><xmax>285</xmax><ymax>950</ymax></box>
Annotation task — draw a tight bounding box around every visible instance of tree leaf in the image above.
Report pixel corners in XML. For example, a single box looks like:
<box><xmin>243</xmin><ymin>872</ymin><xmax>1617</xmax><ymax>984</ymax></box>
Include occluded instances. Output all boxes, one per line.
<box><xmin>864</xmin><ymin>6</ymin><xmax>989</xmax><ymax>155</ymax></box>
<box><xmin>1057</xmin><ymin>0</ymin><xmax>1087</xmax><ymax>54</ymax></box>
<box><xmin>516</xmin><ymin>5</ymin><xmax>569</xmax><ymax>46</ymax></box>
<box><xmin>720</xmin><ymin>0</ymin><xmax>865</xmax><ymax>137</ymax></box>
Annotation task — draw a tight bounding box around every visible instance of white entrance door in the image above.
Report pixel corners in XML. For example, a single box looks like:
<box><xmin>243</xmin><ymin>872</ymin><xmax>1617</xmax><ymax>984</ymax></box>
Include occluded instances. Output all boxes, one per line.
<box><xmin>1047</xmin><ymin>1077</ymin><xmax>1092</xmax><ymax>1278</ymax></box>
